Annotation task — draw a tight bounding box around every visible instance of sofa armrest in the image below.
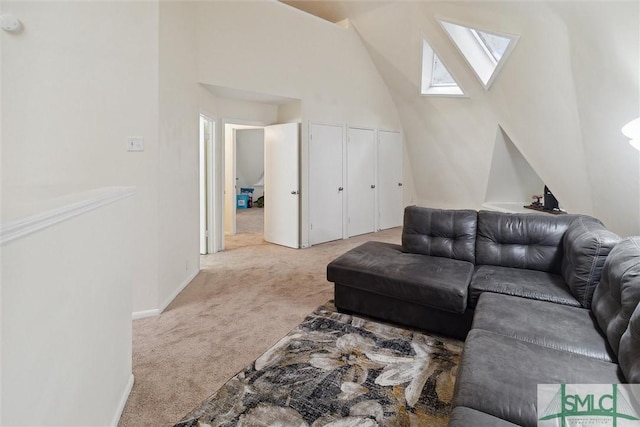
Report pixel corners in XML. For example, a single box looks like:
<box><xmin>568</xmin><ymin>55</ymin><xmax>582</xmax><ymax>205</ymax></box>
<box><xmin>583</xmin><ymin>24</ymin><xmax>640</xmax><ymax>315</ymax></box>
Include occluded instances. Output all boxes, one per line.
<box><xmin>561</xmin><ymin>216</ymin><xmax>619</xmax><ymax>308</ymax></box>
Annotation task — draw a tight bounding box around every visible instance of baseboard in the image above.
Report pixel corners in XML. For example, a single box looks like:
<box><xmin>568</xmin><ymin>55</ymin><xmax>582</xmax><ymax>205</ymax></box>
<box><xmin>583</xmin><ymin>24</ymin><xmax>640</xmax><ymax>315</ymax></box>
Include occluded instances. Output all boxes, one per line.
<box><xmin>131</xmin><ymin>269</ymin><xmax>199</xmax><ymax>320</ymax></box>
<box><xmin>159</xmin><ymin>269</ymin><xmax>200</xmax><ymax>314</ymax></box>
<box><xmin>111</xmin><ymin>374</ymin><xmax>134</xmax><ymax>427</ymax></box>
<box><xmin>132</xmin><ymin>308</ymin><xmax>160</xmax><ymax>320</ymax></box>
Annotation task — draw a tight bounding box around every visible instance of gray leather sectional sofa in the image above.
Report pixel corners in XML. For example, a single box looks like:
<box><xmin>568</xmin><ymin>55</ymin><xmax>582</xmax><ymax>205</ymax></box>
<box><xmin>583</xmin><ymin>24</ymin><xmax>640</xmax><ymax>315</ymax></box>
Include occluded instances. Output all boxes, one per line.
<box><xmin>326</xmin><ymin>206</ymin><xmax>640</xmax><ymax>426</ymax></box>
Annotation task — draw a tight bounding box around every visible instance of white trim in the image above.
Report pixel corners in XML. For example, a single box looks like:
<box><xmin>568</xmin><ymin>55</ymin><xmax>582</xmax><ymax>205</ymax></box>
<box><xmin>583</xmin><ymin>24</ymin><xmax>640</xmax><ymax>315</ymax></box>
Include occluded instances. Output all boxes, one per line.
<box><xmin>132</xmin><ymin>308</ymin><xmax>160</xmax><ymax>320</ymax></box>
<box><xmin>438</xmin><ymin>17</ymin><xmax>519</xmax><ymax>90</ymax></box>
<box><xmin>131</xmin><ymin>269</ymin><xmax>199</xmax><ymax>319</ymax></box>
<box><xmin>0</xmin><ymin>187</ymin><xmax>136</xmax><ymax>246</ymax></box>
<box><xmin>110</xmin><ymin>374</ymin><xmax>134</xmax><ymax>427</ymax></box>
<box><xmin>160</xmin><ymin>269</ymin><xmax>199</xmax><ymax>314</ymax></box>
<box><xmin>420</xmin><ymin>38</ymin><xmax>467</xmax><ymax>97</ymax></box>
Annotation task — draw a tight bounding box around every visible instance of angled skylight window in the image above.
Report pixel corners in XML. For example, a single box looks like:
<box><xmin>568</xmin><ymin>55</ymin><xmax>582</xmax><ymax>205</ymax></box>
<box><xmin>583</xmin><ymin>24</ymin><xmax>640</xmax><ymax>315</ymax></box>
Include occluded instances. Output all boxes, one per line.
<box><xmin>431</xmin><ymin>54</ymin><xmax>456</xmax><ymax>86</ymax></box>
<box><xmin>421</xmin><ymin>39</ymin><xmax>465</xmax><ymax>97</ymax></box>
<box><xmin>439</xmin><ymin>19</ymin><xmax>518</xmax><ymax>89</ymax></box>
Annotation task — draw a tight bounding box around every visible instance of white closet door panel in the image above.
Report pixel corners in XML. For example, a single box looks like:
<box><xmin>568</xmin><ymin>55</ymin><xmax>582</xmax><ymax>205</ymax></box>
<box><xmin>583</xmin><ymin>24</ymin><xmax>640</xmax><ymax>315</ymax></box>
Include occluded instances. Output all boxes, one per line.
<box><xmin>309</xmin><ymin>123</ymin><xmax>344</xmax><ymax>246</ymax></box>
<box><xmin>378</xmin><ymin>130</ymin><xmax>403</xmax><ymax>230</ymax></box>
<box><xmin>264</xmin><ymin>123</ymin><xmax>300</xmax><ymax>248</ymax></box>
<box><xmin>347</xmin><ymin>127</ymin><xmax>376</xmax><ymax>237</ymax></box>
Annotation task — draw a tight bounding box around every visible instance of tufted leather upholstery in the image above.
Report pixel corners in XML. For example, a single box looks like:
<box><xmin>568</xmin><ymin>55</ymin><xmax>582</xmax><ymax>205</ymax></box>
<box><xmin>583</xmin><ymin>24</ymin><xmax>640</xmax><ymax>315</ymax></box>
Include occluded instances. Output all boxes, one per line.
<box><xmin>475</xmin><ymin>210</ymin><xmax>577</xmax><ymax>273</ymax></box>
<box><xmin>619</xmin><ymin>301</ymin><xmax>640</xmax><ymax>383</ymax></box>
<box><xmin>327</xmin><ymin>241</ymin><xmax>473</xmax><ymax>313</ymax></box>
<box><xmin>402</xmin><ymin>206</ymin><xmax>477</xmax><ymax>263</ymax></box>
<box><xmin>561</xmin><ymin>216</ymin><xmax>620</xmax><ymax>308</ymax></box>
<box><xmin>591</xmin><ymin>237</ymin><xmax>640</xmax><ymax>358</ymax></box>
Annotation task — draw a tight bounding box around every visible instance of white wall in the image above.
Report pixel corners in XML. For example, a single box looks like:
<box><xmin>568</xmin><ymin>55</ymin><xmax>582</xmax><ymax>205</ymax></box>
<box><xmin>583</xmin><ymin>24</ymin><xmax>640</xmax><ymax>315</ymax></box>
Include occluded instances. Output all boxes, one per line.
<box><xmin>1</xmin><ymin>0</ymin><xmax>161</xmax><ymax>313</ymax></box>
<box><xmin>157</xmin><ymin>1</ymin><xmax>201</xmax><ymax>312</ymax></box>
<box><xmin>350</xmin><ymin>1</ymin><xmax>639</xmax><ymax>236</ymax></box>
<box><xmin>2</xmin><ymin>190</ymin><xmax>135</xmax><ymax>426</ymax></box>
<box><xmin>551</xmin><ymin>2</ymin><xmax>640</xmax><ymax>236</ymax></box>
<box><xmin>194</xmin><ymin>1</ymin><xmax>409</xmax><ymax>247</ymax></box>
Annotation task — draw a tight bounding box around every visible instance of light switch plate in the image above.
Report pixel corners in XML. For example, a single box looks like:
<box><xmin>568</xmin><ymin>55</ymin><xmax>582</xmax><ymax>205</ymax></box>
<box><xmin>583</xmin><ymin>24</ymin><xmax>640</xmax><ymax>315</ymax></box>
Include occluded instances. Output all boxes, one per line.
<box><xmin>127</xmin><ymin>137</ymin><xmax>144</xmax><ymax>152</ymax></box>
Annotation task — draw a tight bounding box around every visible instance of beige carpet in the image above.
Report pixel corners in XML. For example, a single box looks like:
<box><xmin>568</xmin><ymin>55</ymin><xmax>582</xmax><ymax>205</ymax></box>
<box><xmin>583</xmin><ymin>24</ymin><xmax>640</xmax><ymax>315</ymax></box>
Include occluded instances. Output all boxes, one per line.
<box><xmin>118</xmin><ymin>209</ymin><xmax>401</xmax><ymax>427</ymax></box>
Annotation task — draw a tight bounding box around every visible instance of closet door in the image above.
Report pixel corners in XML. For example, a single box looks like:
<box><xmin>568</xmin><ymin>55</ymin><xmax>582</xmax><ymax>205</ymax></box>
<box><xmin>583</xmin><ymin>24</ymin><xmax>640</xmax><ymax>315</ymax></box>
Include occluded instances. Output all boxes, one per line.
<box><xmin>378</xmin><ymin>130</ymin><xmax>403</xmax><ymax>230</ymax></box>
<box><xmin>309</xmin><ymin>123</ymin><xmax>344</xmax><ymax>246</ymax></box>
<box><xmin>347</xmin><ymin>127</ymin><xmax>376</xmax><ymax>237</ymax></box>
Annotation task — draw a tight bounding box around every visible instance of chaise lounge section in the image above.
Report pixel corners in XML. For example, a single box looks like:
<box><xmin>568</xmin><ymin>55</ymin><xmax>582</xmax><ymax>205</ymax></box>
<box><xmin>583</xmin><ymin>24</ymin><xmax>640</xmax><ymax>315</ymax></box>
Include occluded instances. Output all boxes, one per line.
<box><xmin>327</xmin><ymin>206</ymin><xmax>618</xmax><ymax>339</ymax></box>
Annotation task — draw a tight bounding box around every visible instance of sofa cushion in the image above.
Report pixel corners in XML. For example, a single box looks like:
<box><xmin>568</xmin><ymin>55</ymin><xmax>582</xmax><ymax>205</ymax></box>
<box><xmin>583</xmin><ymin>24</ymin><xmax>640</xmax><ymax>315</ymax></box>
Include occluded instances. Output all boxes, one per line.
<box><xmin>402</xmin><ymin>206</ymin><xmax>477</xmax><ymax>263</ymax></box>
<box><xmin>561</xmin><ymin>216</ymin><xmax>620</xmax><ymax>308</ymax></box>
<box><xmin>449</xmin><ymin>407</ymin><xmax>520</xmax><ymax>427</ymax></box>
<box><xmin>475</xmin><ymin>210</ymin><xmax>577</xmax><ymax>273</ymax></box>
<box><xmin>452</xmin><ymin>330</ymin><xmax>624</xmax><ymax>426</ymax></box>
<box><xmin>591</xmin><ymin>237</ymin><xmax>640</xmax><ymax>357</ymax></box>
<box><xmin>469</xmin><ymin>265</ymin><xmax>580</xmax><ymax>308</ymax></box>
<box><xmin>619</xmin><ymin>302</ymin><xmax>640</xmax><ymax>383</ymax></box>
<box><xmin>326</xmin><ymin>241</ymin><xmax>473</xmax><ymax>313</ymax></box>
<box><xmin>473</xmin><ymin>293</ymin><xmax>614</xmax><ymax>362</ymax></box>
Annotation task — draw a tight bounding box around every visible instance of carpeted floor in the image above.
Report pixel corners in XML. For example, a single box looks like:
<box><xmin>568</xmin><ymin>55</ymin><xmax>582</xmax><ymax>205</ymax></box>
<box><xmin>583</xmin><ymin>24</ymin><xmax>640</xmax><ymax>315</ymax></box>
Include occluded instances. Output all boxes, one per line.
<box><xmin>118</xmin><ymin>209</ymin><xmax>402</xmax><ymax>427</ymax></box>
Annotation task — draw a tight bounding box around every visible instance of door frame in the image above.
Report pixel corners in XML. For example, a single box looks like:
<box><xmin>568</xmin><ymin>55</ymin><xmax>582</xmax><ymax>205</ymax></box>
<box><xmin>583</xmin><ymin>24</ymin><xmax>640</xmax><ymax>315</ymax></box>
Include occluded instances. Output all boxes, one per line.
<box><xmin>219</xmin><ymin>118</ymin><xmax>266</xmax><ymax>250</ymax></box>
<box><xmin>199</xmin><ymin>113</ymin><xmax>216</xmax><ymax>255</ymax></box>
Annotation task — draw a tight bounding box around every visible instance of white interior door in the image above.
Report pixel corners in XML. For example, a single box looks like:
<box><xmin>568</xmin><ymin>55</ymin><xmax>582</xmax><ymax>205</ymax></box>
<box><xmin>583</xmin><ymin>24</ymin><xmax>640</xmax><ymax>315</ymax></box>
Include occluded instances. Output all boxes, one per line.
<box><xmin>347</xmin><ymin>127</ymin><xmax>376</xmax><ymax>237</ymax></box>
<box><xmin>309</xmin><ymin>123</ymin><xmax>344</xmax><ymax>246</ymax></box>
<box><xmin>264</xmin><ymin>123</ymin><xmax>300</xmax><ymax>248</ymax></box>
<box><xmin>378</xmin><ymin>130</ymin><xmax>403</xmax><ymax>230</ymax></box>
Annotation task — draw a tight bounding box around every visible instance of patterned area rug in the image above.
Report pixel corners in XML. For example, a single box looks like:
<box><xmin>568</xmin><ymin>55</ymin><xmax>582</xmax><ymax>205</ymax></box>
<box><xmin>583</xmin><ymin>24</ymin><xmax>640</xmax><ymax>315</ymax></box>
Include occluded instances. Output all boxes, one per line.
<box><xmin>175</xmin><ymin>301</ymin><xmax>463</xmax><ymax>427</ymax></box>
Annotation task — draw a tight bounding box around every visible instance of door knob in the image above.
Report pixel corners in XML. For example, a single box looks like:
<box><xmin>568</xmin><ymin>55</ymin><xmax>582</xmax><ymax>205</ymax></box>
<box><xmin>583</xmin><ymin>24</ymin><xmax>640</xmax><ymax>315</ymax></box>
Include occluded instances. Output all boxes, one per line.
<box><xmin>398</xmin><ymin>183</ymin><xmax>403</xmax><ymax>187</ymax></box>
<box><xmin>338</xmin><ymin>187</ymin><xmax>344</xmax><ymax>191</ymax></box>
<box><xmin>371</xmin><ymin>185</ymin><xmax>376</xmax><ymax>189</ymax></box>
<box><xmin>291</xmin><ymin>190</ymin><xmax>299</xmax><ymax>195</ymax></box>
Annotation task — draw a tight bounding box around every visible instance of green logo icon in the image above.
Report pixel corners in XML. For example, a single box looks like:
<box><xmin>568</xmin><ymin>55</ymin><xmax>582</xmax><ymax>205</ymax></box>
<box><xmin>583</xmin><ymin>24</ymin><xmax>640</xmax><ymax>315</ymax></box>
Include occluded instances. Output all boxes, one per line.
<box><xmin>539</xmin><ymin>384</ymin><xmax>639</xmax><ymax>426</ymax></box>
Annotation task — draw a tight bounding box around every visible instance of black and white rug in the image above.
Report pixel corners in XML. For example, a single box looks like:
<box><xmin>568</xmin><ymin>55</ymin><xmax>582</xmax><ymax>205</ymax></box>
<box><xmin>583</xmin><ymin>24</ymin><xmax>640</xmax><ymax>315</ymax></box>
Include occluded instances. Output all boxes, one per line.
<box><xmin>175</xmin><ymin>301</ymin><xmax>463</xmax><ymax>427</ymax></box>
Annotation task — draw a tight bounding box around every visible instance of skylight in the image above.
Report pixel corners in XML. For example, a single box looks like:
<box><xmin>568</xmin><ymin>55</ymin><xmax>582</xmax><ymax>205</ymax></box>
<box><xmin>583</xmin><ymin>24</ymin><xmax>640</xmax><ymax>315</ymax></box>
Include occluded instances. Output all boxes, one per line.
<box><xmin>431</xmin><ymin>54</ymin><xmax>456</xmax><ymax>87</ymax></box>
<box><xmin>439</xmin><ymin>19</ymin><xmax>518</xmax><ymax>89</ymax></box>
<box><xmin>421</xmin><ymin>39</ymin><xmax>465</xmax><ymax>97</ymax></box>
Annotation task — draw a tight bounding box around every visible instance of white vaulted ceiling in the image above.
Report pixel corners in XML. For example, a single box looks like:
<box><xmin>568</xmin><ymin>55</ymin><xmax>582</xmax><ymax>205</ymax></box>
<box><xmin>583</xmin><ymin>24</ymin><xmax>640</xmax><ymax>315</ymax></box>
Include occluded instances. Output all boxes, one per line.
<box><xmin>280</xmin><ymin>1</ymin><xmax>640</xmax><ymax>237</ymax></box>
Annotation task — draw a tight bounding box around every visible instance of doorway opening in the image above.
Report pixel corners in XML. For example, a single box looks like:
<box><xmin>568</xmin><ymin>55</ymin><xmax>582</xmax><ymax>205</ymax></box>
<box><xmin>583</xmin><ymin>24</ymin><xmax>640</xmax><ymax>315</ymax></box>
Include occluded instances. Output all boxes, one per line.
<box><xmin>223</xmin><ymin>122</ymin><xmax>265</xmax><ymax>244</ymax></box>
<box><xmin>200</xmin><ymin>114</ymin><xmax>216</xmax><ymax>255</ymax></box>
<box><xmin>221</xmin><ymin>120</ymin><xmax>301</xmax><ymax>251</ymax></box>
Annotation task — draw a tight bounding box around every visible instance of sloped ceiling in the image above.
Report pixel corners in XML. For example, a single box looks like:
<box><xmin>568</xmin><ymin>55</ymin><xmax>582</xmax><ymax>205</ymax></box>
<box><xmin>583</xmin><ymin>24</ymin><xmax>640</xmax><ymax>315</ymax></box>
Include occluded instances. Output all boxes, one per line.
<box><xmin>281</xmin><ymin>1</ymin><xmax>639</xmax><ymax>236</ymax></box>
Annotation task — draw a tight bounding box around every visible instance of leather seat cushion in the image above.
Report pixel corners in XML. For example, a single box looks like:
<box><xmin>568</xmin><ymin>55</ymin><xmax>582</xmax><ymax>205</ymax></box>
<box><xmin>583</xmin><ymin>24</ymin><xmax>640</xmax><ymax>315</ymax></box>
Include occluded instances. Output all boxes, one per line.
<box><xmin>473</xmin><ymin>293</ymin><xmax>614</xmax><ymax>362</ymax></box>
<box><xmin>469</xmin><ymin>265</ymin><xmax>580</xmax><ymax>308</ymax></box>
<box><xmin>449</xmin><ymin>407</ymin><xmax>519</xmax><ymax>427</ymax></box>
<box><xmin>453</xmin><ymin>330</ymin><xmax>624</xmax><ymax>426</ymax></box>
<box><xmin>327</xmin><ymin>241</ymin><xmax>473</xmax><ymax>313</ymax></box>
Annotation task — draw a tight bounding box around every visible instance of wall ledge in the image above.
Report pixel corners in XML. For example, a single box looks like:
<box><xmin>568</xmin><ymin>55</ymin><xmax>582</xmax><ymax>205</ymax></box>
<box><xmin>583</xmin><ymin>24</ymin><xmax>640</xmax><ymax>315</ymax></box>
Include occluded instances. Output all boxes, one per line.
<box><xmin>1</xmin><ymin>186</ymin><xmax>136</xmax><ymax>245</ymax></box>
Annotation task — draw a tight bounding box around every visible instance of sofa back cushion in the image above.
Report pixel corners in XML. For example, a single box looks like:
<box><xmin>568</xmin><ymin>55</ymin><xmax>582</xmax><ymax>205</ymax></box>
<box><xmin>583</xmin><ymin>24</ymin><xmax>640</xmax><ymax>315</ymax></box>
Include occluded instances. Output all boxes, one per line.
<box><xmin>592</xmin><ymin>237</ymin><xmax>640</xmax><ymax>358</ymax></box>
<box><xmin>475</xmin><ymin>211</ymin><xmax>577</xmax><ymax>273</ymax></box>
<box><xmin>561</xmin><ymin>216</ymin><xmax>620</xmax><ymax>308</ymax></box>
<box><xmin>402</xmin><ymin>206</ymin><xmax>477</xmax><ymax>263</ymax></box>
